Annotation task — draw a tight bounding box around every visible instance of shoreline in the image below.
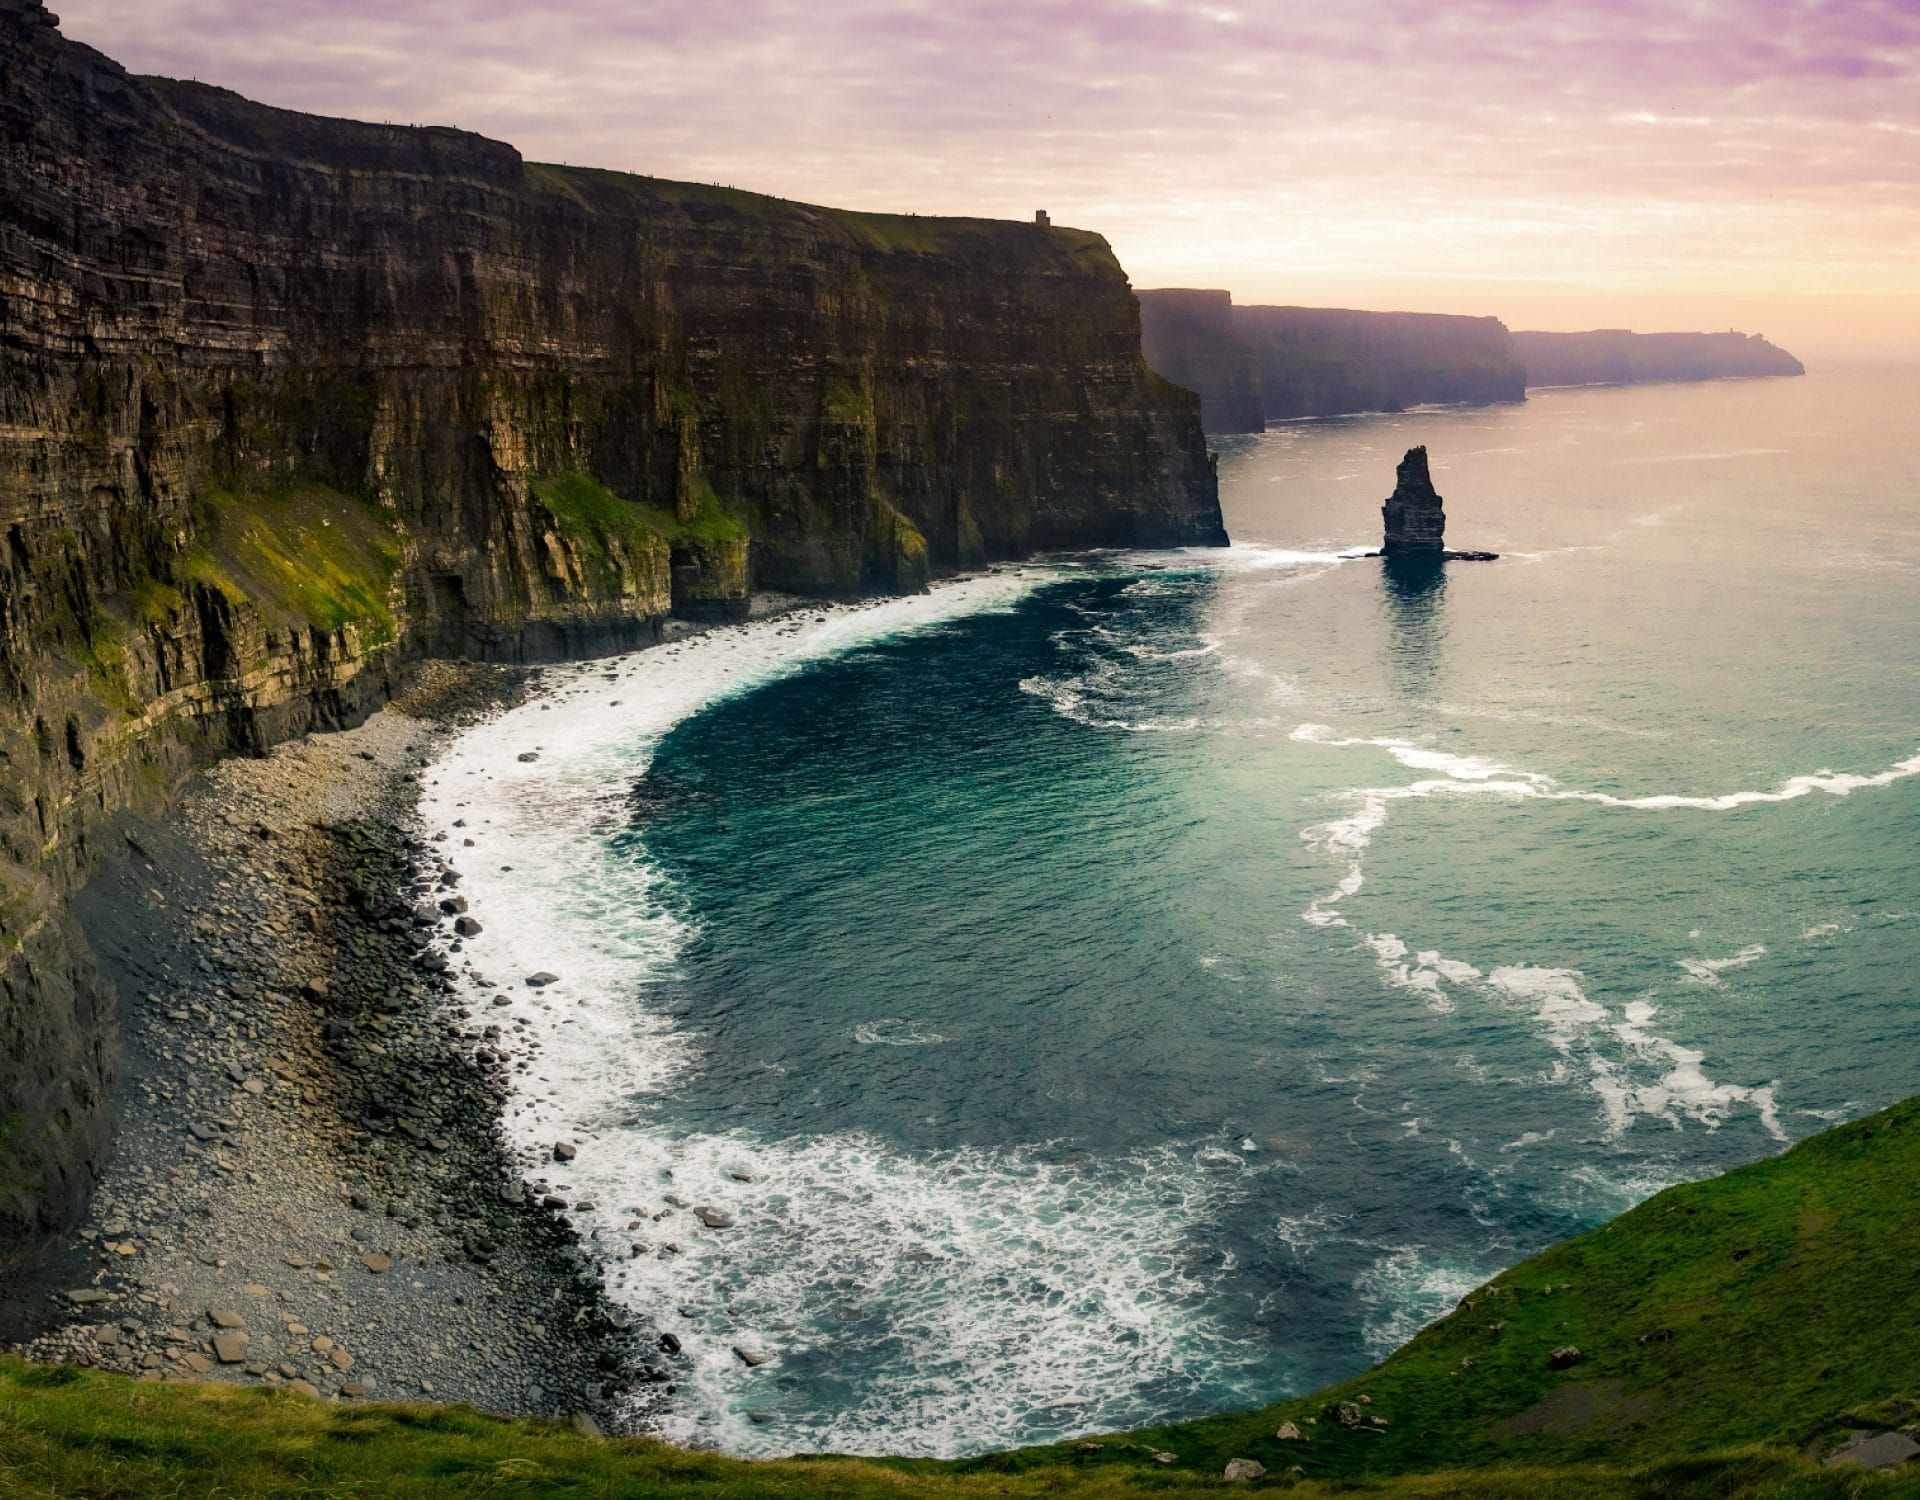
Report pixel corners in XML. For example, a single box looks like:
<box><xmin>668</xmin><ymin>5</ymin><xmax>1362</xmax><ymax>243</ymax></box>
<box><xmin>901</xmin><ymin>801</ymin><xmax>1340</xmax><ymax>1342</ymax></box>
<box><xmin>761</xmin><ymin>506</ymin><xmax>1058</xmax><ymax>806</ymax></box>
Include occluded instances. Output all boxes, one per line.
<box><xmin>0</xmin><ymin>558</ymin><xmax>1186</xmax><ymax>1440</ymax></box>
<box><xmin>1</xmin><ymin>661</ymin><xmax>650</xmax><ymax>1420</ymax></box>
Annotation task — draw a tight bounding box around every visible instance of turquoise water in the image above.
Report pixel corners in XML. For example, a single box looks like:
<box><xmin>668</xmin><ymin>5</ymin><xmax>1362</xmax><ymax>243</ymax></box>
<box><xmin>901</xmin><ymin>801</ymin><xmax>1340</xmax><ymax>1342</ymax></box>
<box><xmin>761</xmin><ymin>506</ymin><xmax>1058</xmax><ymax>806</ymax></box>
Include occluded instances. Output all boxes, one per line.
<box><xmin>422</xmin><ymin>366</ymin><xmax>1920</xmax><ymax>1457</ymax></box>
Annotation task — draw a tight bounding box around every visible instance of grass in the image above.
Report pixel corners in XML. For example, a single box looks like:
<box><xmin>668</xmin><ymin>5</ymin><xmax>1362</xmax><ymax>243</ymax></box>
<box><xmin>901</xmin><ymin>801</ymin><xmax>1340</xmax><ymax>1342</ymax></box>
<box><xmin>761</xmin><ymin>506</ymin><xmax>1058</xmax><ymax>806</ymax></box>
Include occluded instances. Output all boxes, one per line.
<box><xmin>530</xmin><ymin>471</ymin><xmax>745</xmax><ymax>552</ymax></box>
<box><xmin>187</xmin><ymin>481</ymin><xmax>405</xmax><ymax>646</ymax></box>
<box><xmin>7</xmin><ymin>1098</ymin><xmax>1920</xmax><ymax>1495</ymax></box>
<box><xmin>2</xmin><ymin>1361</ymin><xmax>1915</xmax><ymax>1499</ymax></box>
<box><xmin>988</xmin><ymin>1095</ymin><xmax>1920</xmax><ymax>1486</ymax></box>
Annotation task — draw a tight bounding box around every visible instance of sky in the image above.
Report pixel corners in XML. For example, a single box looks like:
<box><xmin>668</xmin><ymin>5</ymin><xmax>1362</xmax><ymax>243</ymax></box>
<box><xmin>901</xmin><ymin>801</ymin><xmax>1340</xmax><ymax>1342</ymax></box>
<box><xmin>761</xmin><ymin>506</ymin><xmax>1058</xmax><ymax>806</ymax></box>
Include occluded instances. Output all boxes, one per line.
<box><xmin>58</xmin><ymin>0</ymin><xmax>1920</xmax><ymax>358</ymax></box>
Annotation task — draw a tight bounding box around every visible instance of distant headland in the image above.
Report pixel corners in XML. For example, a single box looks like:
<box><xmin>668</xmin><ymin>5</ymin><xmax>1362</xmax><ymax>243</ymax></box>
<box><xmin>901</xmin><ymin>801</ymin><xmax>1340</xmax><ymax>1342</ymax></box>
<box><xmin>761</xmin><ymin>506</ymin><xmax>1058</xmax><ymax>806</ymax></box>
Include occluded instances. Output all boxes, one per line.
<box><xmin>1137</xmin><ymin>288</ymin><xmax>1806</xmax><ymax>434</ymax></box>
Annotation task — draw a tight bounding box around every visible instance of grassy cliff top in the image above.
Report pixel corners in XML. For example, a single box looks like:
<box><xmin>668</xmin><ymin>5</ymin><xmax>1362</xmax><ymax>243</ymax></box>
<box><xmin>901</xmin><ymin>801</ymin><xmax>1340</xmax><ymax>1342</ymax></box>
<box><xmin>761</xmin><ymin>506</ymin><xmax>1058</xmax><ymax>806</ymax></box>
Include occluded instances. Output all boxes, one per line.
<box><xmin>139</xmin><ymin>74</ymin><xmax>1119</xmax><ymax>277</ymax></box>
<box><xmin>7</xmin><ymin>1098</ymin><xmax>1920</xmax><ymax>1496</ymax></box>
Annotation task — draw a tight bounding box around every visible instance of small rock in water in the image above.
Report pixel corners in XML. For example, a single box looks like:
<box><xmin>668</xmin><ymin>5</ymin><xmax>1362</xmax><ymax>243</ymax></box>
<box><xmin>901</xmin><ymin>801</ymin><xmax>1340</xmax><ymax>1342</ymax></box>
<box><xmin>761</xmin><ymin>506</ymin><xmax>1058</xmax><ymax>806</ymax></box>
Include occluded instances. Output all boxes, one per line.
<box><xmin>732</xmin><ymin>1344</ymin><xmax>772</xmax><ymax>1368</ymax></box>
<box><xmin>517</xmin><ymin>751</ymin><xmax>540</xmax><ymax>763</ymax></box>
<box><xmin>552</xmin><ymin>1141</ymin><xmax>576</xmax><ymax>1162</ymax></box>
<box><xmin>694</xmin><ymin>1206</ymin><xmax>733</xmax><ymax>1229</ymax></box>
<box><xmin>526</xmin><ymin>972</ymin><xmax>559</xmax><ymax>988</ymax></box>
<box><xmin>454</xmin><ymin>916</ymin><xmax>483</xmax><ymax>937</ymax></box>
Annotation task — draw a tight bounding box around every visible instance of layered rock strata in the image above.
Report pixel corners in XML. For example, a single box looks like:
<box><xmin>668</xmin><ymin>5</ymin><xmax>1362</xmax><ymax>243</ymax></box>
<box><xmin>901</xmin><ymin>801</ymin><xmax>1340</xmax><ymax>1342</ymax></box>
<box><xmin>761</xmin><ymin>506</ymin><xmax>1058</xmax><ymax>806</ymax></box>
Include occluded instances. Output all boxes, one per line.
<box><xmin>1137</xmin><ymin>291</ymin><xmax>1525</xmax><ymax>431</ymax></box>
<box><xmin>1382</xmin><ymin>447</ymin><xmax>1448</xmax><ymax>556</ymax></box>
<box><xmin>0</xmin><ymin>0</ymin><xmax>1224</xmax><ymax>1262</ymax></box>
<box><xmin>1378</xmin><ymin>447</ymin><xmax>1497</xmax><ymax>562</ymax></box>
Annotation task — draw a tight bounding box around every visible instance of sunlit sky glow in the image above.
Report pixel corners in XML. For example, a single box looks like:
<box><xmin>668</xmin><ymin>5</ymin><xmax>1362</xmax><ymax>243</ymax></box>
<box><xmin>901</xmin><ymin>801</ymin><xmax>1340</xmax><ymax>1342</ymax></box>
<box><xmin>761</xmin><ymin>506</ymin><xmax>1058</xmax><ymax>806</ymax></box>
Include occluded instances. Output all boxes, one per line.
<box><xmin>59</xmin><ymin>0</ymin><xmax>1920</xmax><ymax>356</ymax></box>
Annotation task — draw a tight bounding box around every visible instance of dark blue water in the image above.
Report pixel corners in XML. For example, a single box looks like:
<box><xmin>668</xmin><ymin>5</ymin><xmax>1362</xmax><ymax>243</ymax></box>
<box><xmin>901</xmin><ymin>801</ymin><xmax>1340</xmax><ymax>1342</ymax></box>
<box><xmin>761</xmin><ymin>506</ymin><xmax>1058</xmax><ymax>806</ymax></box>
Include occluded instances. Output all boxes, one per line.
<box><xmin>424</xmin><ymin>365</ymin><xmax>1920</xmax><ymax>1455</ymax></box>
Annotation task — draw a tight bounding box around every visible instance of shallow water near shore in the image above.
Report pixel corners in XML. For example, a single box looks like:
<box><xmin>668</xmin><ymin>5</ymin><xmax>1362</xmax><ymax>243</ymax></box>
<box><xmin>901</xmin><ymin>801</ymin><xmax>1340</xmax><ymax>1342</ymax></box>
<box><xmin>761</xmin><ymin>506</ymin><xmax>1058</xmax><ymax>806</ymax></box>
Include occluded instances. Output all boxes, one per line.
<box><xmin>420</xmin><ymin>365</ymin><xmax>1920</xmax><ymax>1457</ymax></box>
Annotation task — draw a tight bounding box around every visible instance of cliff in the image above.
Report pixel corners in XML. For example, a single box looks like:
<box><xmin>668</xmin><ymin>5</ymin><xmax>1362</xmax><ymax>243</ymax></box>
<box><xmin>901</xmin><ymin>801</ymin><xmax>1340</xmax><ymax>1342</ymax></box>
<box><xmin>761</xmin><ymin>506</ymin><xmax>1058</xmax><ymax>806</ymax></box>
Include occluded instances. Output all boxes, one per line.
<box><xmin>1135</xmin><ymin>290</ymin><xmax>1265</xmax><ymax>434</ymax></box>
<box><xmin>1136</xmin><ymin>291</ymin><xmax>1526</xmax><ymax>431</ymax></box>
<box><xmin>1514</xmin><ymin>329</ymin><xmax>1806</xmax><ymax>388</ymax></box>
<box><xmin>0</xmin><ymin>0</ymin><xmax>1223</xmax><ymax>1263</ymax></box>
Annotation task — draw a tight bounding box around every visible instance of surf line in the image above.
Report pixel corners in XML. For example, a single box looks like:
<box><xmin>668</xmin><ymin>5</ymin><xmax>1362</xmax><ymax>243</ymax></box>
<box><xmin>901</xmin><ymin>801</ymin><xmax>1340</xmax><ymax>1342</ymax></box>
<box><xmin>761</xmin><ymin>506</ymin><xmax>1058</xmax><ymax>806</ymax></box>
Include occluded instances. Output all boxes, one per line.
<box><xmin>1293</xmin><ymin>723</ymin><xmax>1920</xmax><ymax>929</ymax></box>
<box><xmin>1291</xmin><ymin>725</ymin><xmax>1920</xmax><ymax>1141</ymax></box>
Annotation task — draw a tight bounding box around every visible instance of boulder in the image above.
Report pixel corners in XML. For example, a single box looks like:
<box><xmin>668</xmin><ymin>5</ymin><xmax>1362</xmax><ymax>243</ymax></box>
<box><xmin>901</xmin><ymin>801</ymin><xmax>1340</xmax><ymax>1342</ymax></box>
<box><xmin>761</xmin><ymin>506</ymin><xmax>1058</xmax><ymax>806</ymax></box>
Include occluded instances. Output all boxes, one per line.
<box><xmin>1825</xmin><ymin>1430</ymin><xmax>1920</xmax><ymax>1470</ymax></box>
<box><xmin>1224</xmin><ymin>1458</ymin><xmax>1266</xmax><ymax>1482</ymax></box>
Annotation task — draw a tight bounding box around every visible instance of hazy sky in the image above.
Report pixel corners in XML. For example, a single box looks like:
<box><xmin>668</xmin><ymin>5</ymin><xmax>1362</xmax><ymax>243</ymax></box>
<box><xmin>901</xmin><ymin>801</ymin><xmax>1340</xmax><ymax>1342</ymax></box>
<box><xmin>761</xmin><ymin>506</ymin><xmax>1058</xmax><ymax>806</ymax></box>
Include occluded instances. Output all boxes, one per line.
<box><xmin>59</xmin><ymin>0</ymin><xmax>1920</xmax><ymax>356</ymax></box>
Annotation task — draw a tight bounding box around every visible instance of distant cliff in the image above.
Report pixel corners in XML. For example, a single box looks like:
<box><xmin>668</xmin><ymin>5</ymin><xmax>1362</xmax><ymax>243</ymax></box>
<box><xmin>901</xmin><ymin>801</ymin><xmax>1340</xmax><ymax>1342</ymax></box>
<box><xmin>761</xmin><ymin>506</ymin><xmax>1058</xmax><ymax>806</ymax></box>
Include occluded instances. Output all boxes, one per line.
<box><xmin>1513</xmin><ymin>329</ymin><xmax>1806</xmax><ymax>388</ymax></box>
<box><xmin>1135</xmin><ymin>290</ymin><xmax>1265</xmax><ymax>434</ymax></box>
<box><xmin>0</xmin><ymin>0</ymin><xmax>1222</xmax><ymax>1262</ymax></box>
<box><xmin>1137</xmin><ymin>291</ymin><xmax>1525</xmax><ymax>432</ymax></box>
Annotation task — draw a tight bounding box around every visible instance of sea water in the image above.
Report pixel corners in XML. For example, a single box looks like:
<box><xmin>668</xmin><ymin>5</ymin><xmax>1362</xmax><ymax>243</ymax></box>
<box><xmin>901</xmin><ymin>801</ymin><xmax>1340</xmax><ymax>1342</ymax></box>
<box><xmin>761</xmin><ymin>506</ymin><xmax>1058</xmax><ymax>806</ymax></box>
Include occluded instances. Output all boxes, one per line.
<box><xmin>419</xmin><ymin>364</ymin><xmax>1920</xmax><ymax>1457</ymax></box>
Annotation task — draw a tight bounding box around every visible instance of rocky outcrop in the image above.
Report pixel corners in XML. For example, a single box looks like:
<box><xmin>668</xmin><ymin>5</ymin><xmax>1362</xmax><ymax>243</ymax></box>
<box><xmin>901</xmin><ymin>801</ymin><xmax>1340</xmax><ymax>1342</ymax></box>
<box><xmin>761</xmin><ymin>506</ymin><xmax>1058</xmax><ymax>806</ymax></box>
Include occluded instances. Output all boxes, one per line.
<box><xmin>1136</xmin><ymin>292</ymin><xmax>1525</xmax><ymax>430</ymax></box>
<box><xmin>1136</xmin><ymin>290</ymin><xmax>1265</xmax><ymax>434</ymax></box>
<box><xmin>1382</xmin><ymin>447</ymin><xmax>1447</xmax><ymax>556</ymax></box>
<box><xmin>1377</xmin><ymin>447</ymin><xmax>1496</xmax><ymax>561</ymax></box>
<box><xmin>0</xmin><ymin>0</ymin><xmax>1223</xmax><ymax>1264</ymax></box>
<box><xmin>1513</xmin><ymin>329</ymin><xmax>1805</xmax><ymax>388</ymax></box>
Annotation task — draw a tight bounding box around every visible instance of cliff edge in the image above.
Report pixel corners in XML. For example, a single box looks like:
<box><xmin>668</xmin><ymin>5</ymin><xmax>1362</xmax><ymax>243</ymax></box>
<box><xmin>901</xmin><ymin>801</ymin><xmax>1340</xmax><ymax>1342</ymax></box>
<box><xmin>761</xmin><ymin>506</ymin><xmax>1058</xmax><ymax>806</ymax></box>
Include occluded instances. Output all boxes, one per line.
<box><xmin>0</xmin><ymin>0</ymin><xmax>1223</xmax><ymax>1263</ymax></box>
<box><xmin>1514</xmin><ymin>329</ymin><xmax>1806</xmax><ymax>388</ymax></box>
<box><xmin>1137</xmin><ymin>291</ymin><xmax>1526</xmax><ymax>432</ymax></box>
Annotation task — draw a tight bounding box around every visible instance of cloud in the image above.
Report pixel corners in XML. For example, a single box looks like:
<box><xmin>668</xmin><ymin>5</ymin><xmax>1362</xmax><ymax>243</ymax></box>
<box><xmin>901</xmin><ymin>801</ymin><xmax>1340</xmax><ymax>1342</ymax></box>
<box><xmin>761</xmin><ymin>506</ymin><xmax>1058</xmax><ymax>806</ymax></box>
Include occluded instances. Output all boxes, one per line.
<box><xmin>52</xmin><ymin>0</ymin><xmax>1920</xmax><ymax>335</ymax></box>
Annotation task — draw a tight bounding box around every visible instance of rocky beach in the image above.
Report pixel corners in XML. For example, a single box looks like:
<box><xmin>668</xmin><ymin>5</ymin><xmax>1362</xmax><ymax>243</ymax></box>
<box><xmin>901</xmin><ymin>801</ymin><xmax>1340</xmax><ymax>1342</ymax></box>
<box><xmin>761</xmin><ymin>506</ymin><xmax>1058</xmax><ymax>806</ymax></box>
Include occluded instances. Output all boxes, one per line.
<box><xmin>0</xmin><ymin>661</ymin><xmax>653</xmax><ymax>1423</ymax></box>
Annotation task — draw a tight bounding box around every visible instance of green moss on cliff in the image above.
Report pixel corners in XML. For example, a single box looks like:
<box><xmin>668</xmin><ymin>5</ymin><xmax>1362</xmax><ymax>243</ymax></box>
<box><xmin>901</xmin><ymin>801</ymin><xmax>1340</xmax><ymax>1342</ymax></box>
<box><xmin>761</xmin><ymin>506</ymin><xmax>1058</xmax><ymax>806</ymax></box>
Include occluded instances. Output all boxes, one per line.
<box><xmin>533</xmin><ymin>471</ymin><xmax>744</xmax><ymax>552</ymax></box>
<box><xmin>187</xmin><ymin>481</ymin><xmax>405</xmax><ymax>646</ymax></box>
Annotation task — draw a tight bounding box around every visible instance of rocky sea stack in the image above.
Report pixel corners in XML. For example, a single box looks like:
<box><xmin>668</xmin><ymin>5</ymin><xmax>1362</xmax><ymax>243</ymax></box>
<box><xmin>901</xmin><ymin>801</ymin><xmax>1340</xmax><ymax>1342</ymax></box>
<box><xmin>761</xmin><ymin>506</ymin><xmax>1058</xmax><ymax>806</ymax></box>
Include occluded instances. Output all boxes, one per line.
<box><xmin>1381</xmin><ymin>446</ymin><xmax>1447</xmax><ymax>555</ymax></box>
<box><xmin>1380</xmin><ymin>447</ymin><xmax>1497</xmax><ymax>562</ymax></box>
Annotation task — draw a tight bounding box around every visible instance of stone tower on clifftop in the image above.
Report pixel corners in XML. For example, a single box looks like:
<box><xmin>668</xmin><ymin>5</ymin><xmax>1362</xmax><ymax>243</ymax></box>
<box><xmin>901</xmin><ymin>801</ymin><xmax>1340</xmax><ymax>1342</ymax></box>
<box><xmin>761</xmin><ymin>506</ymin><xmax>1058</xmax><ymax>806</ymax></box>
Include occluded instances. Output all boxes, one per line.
<box><xmin>1382</xmin><ymin>446</ymin><xmax>1446</xmax><ymax>555</ymax></box>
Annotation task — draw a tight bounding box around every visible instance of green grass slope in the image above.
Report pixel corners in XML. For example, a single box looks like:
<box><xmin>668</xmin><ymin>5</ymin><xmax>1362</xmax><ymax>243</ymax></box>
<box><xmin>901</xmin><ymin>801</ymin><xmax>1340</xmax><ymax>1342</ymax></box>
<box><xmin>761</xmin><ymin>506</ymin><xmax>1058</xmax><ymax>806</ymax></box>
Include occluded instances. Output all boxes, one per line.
<box><xmin>6</xmin><ymin>1099</ymin><xmax>1920</xmax><ymax>1497</ymax></box>
<box><xmin>981</xmin><ymin>1096</ymin><xmax>1920</xmax><ymax>1486</ymax></box>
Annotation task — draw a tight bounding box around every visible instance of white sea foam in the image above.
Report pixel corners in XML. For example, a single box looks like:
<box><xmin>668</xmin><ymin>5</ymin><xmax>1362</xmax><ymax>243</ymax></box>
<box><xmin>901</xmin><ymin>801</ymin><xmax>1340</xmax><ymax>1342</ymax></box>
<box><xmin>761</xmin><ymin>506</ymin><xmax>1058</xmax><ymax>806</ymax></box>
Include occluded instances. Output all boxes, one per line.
<box><xmin>419</xmin><ymin>568</ymin><xmax>1261</xmax><ymax>1457</ymax></box>
<box><xmin>1018</xmin><ymin>544</ymin><xmax>1358</xmax><ymax>736</ymax></box>
<box><xmin>853</xmin><ymin>1018</ymin><xmax>950</xmax><ymax>1046</ymax></box>
<box><xmin>1288</xmin><ymin>724</ymin><xmax>1915</xmax><ymax>1141</ymax></box>
<box><xmin>1354</xmin><ymin>1246</ymin><xmax>1485</xmax><ymax>1357</ymax></box>
<box><xmin>1677</xmin><ymin>944</ymin><xmax>1767</xmax><ymax>986</ymax></box>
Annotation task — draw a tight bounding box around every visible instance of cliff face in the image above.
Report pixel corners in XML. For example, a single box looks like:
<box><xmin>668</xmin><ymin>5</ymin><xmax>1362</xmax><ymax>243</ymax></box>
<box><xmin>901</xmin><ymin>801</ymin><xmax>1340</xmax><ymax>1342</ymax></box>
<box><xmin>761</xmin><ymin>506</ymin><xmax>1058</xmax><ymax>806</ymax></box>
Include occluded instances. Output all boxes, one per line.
<box><xmin>1136</xmin><ymin>291</ymin><xmax>1526</xmax><ymax>431</ymax></box>
<box><xmin>0</xmin><ymin>0</ymin><xmax>1223</xmax><ymax>1262</ymax></box>
<box><xmin>1513</xmin><ymin>329</ymin><xmax>1806</xmax><ymax>388</ymax></box>
<box><xmin>1135</xmin><ymin>290</ymin><xmax>1265</xmax><ymax>434</ymax></box>
<box><xmin>1234</xmin><ymin>305</ymin><xmax>1527</xmax><ymax>420</ymax></box>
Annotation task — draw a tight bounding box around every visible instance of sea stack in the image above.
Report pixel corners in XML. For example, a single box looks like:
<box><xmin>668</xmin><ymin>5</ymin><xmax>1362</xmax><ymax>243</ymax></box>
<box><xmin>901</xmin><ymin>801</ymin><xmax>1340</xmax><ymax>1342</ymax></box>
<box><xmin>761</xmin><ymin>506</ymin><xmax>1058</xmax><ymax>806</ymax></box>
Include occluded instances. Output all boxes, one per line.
<box><xmin>1379</xmin><ymin>447</ymin><xmax>1497</xmax><ymax>560</ymax></box>
<box><xmin>1382</xmin><ymin>446</ymin><xmax>1447</xmax><ymax>555</ymax></box>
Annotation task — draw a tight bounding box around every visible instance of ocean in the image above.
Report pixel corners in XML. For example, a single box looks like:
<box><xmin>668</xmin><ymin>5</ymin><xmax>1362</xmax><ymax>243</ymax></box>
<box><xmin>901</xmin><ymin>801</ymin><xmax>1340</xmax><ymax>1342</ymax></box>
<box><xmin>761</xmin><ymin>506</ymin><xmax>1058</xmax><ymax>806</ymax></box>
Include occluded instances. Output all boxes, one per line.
<box><xmin>419</xmin><ymin>364</ymin><xmax>1920</xmax><ymax>1457</ymax></box>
